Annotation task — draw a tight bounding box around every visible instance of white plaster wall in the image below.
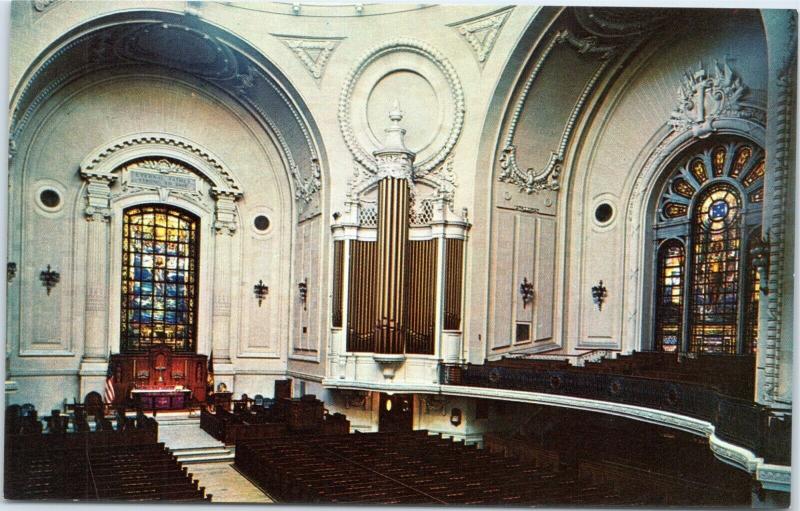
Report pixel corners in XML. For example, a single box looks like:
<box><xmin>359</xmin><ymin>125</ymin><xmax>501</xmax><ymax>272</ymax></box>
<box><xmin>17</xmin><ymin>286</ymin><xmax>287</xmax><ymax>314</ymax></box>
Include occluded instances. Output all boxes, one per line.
<box><xmin>563</xmin><ymin>11</ymin><xmax>768</xmax><ymax>353</ymax></box>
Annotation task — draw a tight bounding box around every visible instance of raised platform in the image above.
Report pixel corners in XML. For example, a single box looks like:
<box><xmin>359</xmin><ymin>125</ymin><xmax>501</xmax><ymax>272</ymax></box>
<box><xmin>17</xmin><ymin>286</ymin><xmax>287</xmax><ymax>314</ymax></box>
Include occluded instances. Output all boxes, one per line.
<box><xmin>154</xmin><ymin>411</ymin><xmax>234</xmax><ymax>464</ymax></box>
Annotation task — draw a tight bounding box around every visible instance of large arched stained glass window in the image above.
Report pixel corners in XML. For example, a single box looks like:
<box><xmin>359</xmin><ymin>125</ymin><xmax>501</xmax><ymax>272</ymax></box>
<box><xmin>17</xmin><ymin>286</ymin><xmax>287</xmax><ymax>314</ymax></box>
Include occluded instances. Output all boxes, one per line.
<box><xmin>121</xmin><ymin>205</ymin><xmax>199</xmax><ymax>352</ymax></box>
<box><xmin>652</xmin><ymin>137</ymin><xmax>763</xmax><ymax>355</ymax></box>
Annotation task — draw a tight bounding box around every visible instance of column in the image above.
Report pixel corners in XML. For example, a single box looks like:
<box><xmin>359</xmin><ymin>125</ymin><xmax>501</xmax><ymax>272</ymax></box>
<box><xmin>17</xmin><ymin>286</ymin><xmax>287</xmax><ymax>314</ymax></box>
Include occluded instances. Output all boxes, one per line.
<box><xmin>211</xmin><ymin>190</ymin><xmax>241</xmax><ymax>367</ymax></box>
<box><xmin>756</xmin><ymin>11</ymin><xmax>796</xmax><ymax>408</ymax></box>
<box><xmin>79</xmin><ymin>172</ymin><xmax>115</xmax><ymax>398</ymax></box>
<box><xmin>373</xmin><ymin>103</ymin><xmax>415</xmax><ymax>354</ymax></box>
<box><xmin>82</xmin><ymin>174</ymin><xmax>115</xmax><ymax>361</ymax></box>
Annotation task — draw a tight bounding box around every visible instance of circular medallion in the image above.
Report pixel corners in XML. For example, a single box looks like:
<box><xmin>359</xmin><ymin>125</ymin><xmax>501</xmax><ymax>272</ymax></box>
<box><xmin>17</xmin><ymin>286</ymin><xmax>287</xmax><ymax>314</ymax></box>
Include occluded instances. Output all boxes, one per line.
<box><xmin>339</xmin><ymin>39</ymin><xmax>464</xmax><ymax>177</ymax></box>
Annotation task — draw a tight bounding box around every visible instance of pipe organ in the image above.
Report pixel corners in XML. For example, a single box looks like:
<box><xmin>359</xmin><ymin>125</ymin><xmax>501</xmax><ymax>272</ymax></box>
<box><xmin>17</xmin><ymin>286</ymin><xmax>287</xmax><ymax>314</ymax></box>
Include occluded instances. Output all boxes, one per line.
<box><xmin>332</xmin><ymin>104</ymin><xmax>469</xmax><ymax>362</ymax></box>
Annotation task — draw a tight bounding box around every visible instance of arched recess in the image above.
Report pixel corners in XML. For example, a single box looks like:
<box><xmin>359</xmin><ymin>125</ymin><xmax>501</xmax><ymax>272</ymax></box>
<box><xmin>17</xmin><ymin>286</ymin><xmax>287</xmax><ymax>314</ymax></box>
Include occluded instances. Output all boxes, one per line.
<box><xmin>6</xmin><ymin>9</ymin><xmax>331</xmax><ymax>404</ymax></box>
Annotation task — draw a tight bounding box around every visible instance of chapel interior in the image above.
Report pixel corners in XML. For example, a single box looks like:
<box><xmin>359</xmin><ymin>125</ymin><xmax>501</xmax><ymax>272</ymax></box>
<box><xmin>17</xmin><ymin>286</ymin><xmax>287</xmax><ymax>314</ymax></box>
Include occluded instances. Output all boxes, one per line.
<box><xmin>3</xmin><ymin>1</ymin><xmax>796</xmax><ymax>506</ymax></box>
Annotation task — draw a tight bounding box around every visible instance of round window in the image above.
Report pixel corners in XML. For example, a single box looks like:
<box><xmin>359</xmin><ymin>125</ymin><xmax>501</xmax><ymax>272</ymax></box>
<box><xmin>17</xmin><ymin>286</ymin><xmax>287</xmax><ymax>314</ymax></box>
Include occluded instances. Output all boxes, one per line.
<box><xmin>594</xmin><ymin>203</ymin><xmax>613</xmax><ymax>224</ymax></box>
<box><xmin>254</xmin><ymin>215</ymin><xmax>270</xmax><ymax>232</ymax></box>
<box><xmin>39</xmin><ymin>189</ymin><xmax>61</xmax><ymax>209</ymax></box>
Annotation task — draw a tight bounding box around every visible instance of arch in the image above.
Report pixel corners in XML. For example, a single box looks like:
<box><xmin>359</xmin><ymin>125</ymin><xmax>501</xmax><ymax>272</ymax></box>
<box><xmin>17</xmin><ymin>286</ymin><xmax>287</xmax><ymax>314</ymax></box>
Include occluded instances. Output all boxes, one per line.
<box><xmin>644</xmin><ymin>133</ymin><xmax>765</xmax><ymax>354</ymax></box>
<box><xmin>80</xmin><ymin>133</ymin><xmax>243</xmax><ymax>196</ymax></box>
<box><xmin>9</xmin><ymin>8</ymin><xmax>328</xmax><ymax>221</ymax></box>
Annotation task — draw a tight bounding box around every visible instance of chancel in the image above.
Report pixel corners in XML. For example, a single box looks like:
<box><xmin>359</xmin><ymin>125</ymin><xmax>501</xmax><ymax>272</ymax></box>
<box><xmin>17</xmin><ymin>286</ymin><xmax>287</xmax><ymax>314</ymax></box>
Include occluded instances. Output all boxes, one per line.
<box><xmin>4</xmin><ymin>1</ymin><xmax>795</xmax><ymax>506</ymax></box>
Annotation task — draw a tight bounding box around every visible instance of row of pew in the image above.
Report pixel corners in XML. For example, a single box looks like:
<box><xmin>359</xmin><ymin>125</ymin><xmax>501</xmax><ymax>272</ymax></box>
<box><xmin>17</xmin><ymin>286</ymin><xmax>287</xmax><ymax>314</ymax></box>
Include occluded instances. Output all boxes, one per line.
<box><xmin>234</xmin><ymin>430</ymin><xmax>643</xmax><ymax>506</ymax></box>
<box><xmin>201</xmin><ymin>394</ymin><xmax>349</xmax><ymax>444</ymax></box>
<box><xmin>5</xmin><ymin>405</ymin><xmax>211</xmax><ymax>502</ymax></box>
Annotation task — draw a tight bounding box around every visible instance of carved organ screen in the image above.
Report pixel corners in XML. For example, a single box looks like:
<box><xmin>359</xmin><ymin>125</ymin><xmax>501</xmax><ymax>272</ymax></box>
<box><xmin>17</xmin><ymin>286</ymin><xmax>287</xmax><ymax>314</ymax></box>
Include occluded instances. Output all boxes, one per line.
<box><xmin>652</xmin><ymin>138</ymin><xmax>763</xmax><ymax>355</ymax></box>
<box><xmin>121</xmin><ymin>205</ymin><xmax>199</xmax><ymax>353</ymax></box>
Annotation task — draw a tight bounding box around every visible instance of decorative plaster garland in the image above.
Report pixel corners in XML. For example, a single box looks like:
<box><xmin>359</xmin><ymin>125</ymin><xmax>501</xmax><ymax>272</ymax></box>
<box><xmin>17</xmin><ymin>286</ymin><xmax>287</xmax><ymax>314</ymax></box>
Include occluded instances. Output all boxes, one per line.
<box><xmin>498</xmin><ymin>31</ymin><xmax>615</xmax><ymax>194</ymax></box>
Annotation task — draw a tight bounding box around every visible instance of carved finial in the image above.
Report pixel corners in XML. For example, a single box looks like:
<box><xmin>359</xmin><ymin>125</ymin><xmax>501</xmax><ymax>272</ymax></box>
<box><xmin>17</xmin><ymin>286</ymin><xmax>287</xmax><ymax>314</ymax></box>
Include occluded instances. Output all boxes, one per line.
<box><xmin>372</xmin><ymin>102</ymin><xmax>416</xmax><ymax>180</ymax></box>
<box><xmin>389</xmin><ymin>100</ymin><xmax>403</xmax><ymax>124</ymax></box>
<box><xmin>375</xmin><ymin>101</ymin><xmax>412</xmax><ymax>156</ymax></box>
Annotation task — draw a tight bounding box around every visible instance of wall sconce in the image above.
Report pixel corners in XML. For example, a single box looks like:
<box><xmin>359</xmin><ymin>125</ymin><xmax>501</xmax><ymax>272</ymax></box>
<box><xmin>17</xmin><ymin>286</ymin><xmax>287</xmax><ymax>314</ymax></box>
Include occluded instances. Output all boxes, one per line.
<box><xmin>298</xmin><ymin>278</ymin><xmax>308</xmax><ymax>310</ymax></box>
<box><xmin>592</xmin><ymin>280</ymin><xmax>607</xmax><ymax>310</ymax></box>
<box><xmin>750</xmin><ymin>235</ymin><xmax>770</xmax><ymax>295</ymax></box>
<box><xmin>7</xmin><ymin>262</ymin><xmax>16</xmax><ymax>283</ymax></box>
<box><xmin>40</xmin><ymin>265</ymin><xmax>60</xmax><ymax>295</ymax></box>
<box><xmin>519</xmin><ymin>277</ymin><xmax>534</xmax><ymax>308</ymax></box>
<box><xmin>253</xmin><ymin>279</ymin><xmax>269</xmax><ymax>307</ymax></box>
<box><xmin>450</xmin><ymin>408</ymin><xmax>462</xmax><ymax>427</ymax></box>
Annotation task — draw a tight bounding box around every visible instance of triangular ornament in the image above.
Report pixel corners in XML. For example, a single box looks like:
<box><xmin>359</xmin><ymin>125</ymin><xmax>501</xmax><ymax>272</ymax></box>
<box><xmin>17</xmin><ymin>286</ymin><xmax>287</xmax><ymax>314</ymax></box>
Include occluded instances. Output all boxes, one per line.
<box><xmin>274</xmin><ymin>35</ymin><xmax>344</xmax><ymax>81</ymax></box>
<box><xmin>450</xmin><ymin>7</ymin><xmax>513</xmax><ymax>66</ymax></box>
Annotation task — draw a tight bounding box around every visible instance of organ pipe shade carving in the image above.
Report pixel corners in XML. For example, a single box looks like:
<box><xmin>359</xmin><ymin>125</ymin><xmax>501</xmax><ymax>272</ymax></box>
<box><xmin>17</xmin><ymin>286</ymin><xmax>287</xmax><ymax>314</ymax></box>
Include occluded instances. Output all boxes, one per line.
<box><xmin>374</xmin><ymin>177</ymin><xmax>410</xmax><ymax>354</ymax></box>
<box><xmin>347</xmin><ymin>240</ymin><xmax>378</xmax><ymax>352</ymax></box>
<box><xmin>405</xmin><ymin>240</ymin><xmax>437</xmax><ymax>354</ymax></box>
<box><xmin>444</xmin><ymin>239</ymin><xmax>464</xmax><ymax>331</ymax></box>
<box><xmin>332</xmin><ymin>240</ymin><xmax>344</xmax><ymax>328</ymax></box>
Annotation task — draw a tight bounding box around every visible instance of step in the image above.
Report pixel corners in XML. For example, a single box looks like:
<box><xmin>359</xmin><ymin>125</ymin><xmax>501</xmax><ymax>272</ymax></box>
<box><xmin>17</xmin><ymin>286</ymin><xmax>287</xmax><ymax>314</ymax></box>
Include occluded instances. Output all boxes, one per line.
<box><xmin>171</xmin><ymin>447</ymin><xmax>231</xmax><ymax>457</ymax></box>
<box><xmin>178</xmin><ymin>452</ymin><xmax>236</xmax><ymax>464</ymax></box>
<box><xmin>158</xmin><ymin>419</ymin><xmax>201</xmax><ymax>426</ymax></box>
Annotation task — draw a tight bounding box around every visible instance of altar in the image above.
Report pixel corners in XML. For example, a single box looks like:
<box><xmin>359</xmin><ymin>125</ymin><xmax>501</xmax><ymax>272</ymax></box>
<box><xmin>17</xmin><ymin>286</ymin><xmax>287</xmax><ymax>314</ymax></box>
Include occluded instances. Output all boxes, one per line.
<box><xmin>132</xmin><ymin>388</ymin><xmax>192</xmax><ymax>410</ymax></box>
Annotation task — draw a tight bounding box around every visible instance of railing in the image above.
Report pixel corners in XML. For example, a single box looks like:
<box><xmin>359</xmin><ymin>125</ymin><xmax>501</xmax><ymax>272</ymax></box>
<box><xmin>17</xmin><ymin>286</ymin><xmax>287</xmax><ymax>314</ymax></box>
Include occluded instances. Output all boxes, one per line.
<box><xmin>440</xmin><ymin>363</ymin><xmax>790</xmax><ymax>465</ymax></box>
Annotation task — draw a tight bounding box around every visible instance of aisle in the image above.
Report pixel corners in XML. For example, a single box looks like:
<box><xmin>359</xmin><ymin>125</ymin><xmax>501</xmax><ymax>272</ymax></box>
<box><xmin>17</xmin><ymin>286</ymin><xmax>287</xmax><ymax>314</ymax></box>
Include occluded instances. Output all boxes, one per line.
<box><xmin>189</xmin><ymin>462</ymin><xmax>273</xmax><ymax>503</ymax></box>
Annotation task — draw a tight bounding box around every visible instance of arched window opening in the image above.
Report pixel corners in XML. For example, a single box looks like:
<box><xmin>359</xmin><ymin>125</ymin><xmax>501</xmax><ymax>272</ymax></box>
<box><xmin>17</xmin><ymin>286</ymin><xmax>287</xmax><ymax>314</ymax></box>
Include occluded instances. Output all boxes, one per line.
<box><xmin>121</xmin><ymin>205</ymin><xmax>200</xmax><ymax>353</ymax></box>
<box><xmin>654</xmin><ymin>240</ymin><xmax>685</xmax><ymax>353</ymax></box>
<box><xmin>689</xmin><ymin>184</ymin><xmax>741</xmax><ymax>354</ymax></box>
<box><xmin>651</xmin><ymin>137</ymin><xmax>763</xmax><ymax>355</ymax></box>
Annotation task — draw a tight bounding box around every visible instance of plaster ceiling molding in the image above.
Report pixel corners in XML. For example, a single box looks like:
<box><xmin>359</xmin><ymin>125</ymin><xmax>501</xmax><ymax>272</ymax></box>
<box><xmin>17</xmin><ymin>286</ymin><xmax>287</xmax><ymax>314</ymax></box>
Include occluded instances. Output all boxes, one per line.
<box><xmin>498</xmin><ymin>30</ymin><xmax>617</xmax><ymax>194</ymax></box>
<box><xmin>338</xmin><ymin>38</ymin><xmax>465</xmax><ymax>179</ymax></box>
<box><xmin>274</xmin><ymin>34</ymin><xmax>344</xmax><ymax>82</ymax></box>
<box><xmin>573</xmin><ymin>7</ymin><xmax>672</xmax><ymax>39</ymax></box>
<box><xmin>32</xmin><ymin>0</ymin><xmax>60</xmax><ymax>12</ymax></box>
<box><xmin>668</xmin><ymin>60</ymin><xmax>766</xmax><ymax>138</ymax></box>
<box><xmin>115</xmin><ymin>23</ymin><xmax>239</xmax><ymax>80</ymax></box>
<box><xmin>448</xmin><ymin>7</ymin><xmax>513</xmax><ymax>68</ymax></box>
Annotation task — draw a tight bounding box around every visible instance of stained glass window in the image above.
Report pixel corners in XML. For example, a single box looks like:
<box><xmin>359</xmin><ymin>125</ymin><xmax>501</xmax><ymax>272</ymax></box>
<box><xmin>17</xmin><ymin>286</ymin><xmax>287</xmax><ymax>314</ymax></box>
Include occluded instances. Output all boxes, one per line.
<box><xmin>653</xmin><ymin>138</ymin><xmax>763</xmax><ymax>355</ymax></box>
<box><xmin>654</xmin><ymin>240</ymin><xmax>684</xmax><ymax>352</ymax></box>
<box><xmin>689</xmin><ymin>184</ymin><xmax>741</xmax><ymax>354</ymax></box>
<box><xmin>121</xmin><ymin>205</ymin><xmax>199</xmax><ymax>352</ymax></box>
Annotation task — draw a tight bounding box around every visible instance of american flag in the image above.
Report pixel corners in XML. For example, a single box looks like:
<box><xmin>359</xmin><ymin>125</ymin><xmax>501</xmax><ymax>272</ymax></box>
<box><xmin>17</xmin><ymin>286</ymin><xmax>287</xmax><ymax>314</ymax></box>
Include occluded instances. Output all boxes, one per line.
<box><xmin>104</xmin><ymin>357</ymin><xmax>116</xmax><ymax>404</ymax></box>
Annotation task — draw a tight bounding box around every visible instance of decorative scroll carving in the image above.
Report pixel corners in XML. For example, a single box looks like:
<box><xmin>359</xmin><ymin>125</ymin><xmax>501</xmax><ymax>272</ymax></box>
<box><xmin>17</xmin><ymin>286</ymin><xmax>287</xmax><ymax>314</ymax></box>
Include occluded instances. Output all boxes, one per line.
<box><xmin>83</xmin><ymin>174</ymin><xmax>116</xmax><ymax>221</ymax></box>
<box><xmin>668</xmin><ymin>61</ymin><xmax>764</xmax><ymax>138</ymax></box>
<box><xmin>450</xmin><ymin>7</ymin><xmax>513</xmax><ymax>66</ymax></box>
<box><xmin>275</xmin><ymin>35</ymin><xmax>343</xmax><ymax>81</ymax></box>
<box><xmin>498</xmin><ymin>31</ymin><xmax>615</xmax><ymax>194</ymax></box>
<box><xmin>32</xmin><ymin>0</ymin><xmax>59</xmax><ymax>12</ymax></box>
<box><xmin>338</xmin><ymin>38</ymin><xmax>464</xmax><ymax>177</ymax></box>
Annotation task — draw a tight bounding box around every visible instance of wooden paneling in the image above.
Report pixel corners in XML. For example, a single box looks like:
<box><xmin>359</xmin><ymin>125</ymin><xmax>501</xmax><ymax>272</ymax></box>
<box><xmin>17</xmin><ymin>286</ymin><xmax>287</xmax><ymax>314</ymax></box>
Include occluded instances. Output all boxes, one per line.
<box><xmin>110</xmin><ymin>346</ymin><xmax>208</xmax><ymax>404</ymax></box>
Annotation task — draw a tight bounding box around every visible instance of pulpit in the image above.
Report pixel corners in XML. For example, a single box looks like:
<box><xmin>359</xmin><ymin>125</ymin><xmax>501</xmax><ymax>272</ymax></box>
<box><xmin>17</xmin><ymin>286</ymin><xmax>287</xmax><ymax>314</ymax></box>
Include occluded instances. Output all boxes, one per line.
<box><xmin>109</xmin><ymin>345</ymin><xmax>208</xmax><ymax>407</ymax></box>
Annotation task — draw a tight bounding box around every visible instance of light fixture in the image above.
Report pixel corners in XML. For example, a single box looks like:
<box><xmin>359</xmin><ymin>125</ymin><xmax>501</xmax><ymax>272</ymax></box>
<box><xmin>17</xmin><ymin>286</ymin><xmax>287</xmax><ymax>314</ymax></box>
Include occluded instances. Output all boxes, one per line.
<box><xmin>450</xmin><ymin>408</ymin><xmax>462</xmax><ymax>426</ymax></box>
<box><xmin>592</xmin><ymin>280</ymin><xmax>607</xmax><ymax>311</ymax></box>
<box><xmin>298</xmin><ymin>278</ymin><xmax>308</xmax><ymax>310</ymax></box>
<box><xmin>253</xmin><ymin>279</ymin><xmax>269</xmax><ymax>307</ymax></box>
<box><xmin>40</xmin><ymin>265</ymin><xmax>60</xmax><ymax>295</ymax></box>
<box><xmin>519</xmin><ymin>277</ymin><xmax>534</xmax><ymax>308</ymax></box>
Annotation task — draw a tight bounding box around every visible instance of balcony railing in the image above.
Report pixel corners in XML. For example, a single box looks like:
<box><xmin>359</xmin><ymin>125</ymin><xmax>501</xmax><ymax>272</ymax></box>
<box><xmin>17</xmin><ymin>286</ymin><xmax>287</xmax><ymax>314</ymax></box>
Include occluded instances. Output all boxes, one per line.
<box><xmin>440</xmin><ymin>362</ymin><xmax>790</xmax><ymax>465</ymax></box>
